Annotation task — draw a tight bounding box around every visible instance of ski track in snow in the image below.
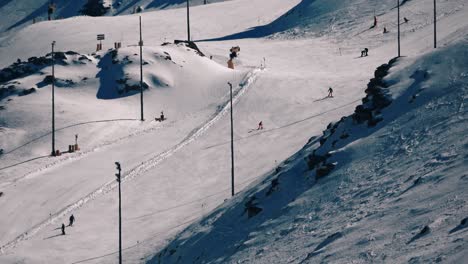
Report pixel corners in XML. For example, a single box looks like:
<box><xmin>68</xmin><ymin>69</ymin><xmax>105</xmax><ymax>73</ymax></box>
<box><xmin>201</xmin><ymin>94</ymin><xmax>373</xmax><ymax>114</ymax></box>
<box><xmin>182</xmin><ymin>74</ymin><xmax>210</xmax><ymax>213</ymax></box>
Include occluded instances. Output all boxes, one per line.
<box><xmin>0</xmin><ymin>67</ymin><xmax>263</xmax><ymax>254</ymax></box>
<box><xmin>0</xmin><ymin>117</ymin><xmax>177</xmax><ymax>188</ymax></box>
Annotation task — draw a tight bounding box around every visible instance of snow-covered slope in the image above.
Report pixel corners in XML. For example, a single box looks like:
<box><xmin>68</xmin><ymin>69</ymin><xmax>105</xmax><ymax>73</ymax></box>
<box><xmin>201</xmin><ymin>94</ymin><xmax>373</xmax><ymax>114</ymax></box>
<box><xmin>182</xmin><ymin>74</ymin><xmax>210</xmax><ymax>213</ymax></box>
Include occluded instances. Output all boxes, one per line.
<box><xmin>152</xmin><ymin>39</ymin><xmax>468</xmax><ymax>264</ymax></box>
<box><xmin>0</xmin><ymin>0</ymin><xmax>467</xmax><ymax>263</ymax></box>
<box><xmin>0</xmin><ymin>0</ymin><xmax>230</xmax><ymax>34</ymax></box>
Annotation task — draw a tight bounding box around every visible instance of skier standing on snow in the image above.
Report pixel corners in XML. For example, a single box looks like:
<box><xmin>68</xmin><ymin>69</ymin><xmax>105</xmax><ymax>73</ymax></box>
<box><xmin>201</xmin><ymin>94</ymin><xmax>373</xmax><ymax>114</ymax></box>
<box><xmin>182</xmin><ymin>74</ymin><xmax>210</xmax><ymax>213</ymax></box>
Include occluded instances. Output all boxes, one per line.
<box><xmin>328</xmin><ymin>87</ymin><xmax>334</xmax><ymax>97</ymax></box>
<box><xmin>258</xmin><ymin>121</ymin><xmax>263</xmax><ymax>130</ymax></box>
<box><xmin>61</xmin><ymin>223</ymin><xmax>66</xmax><ymax>235</ymax></box>
<box><xmin>361</xmin><ymin>48</ymin><xmax>369</xmax><ymax>57</ymax></box>
<box><xmin>69</xmin><ymin>214</ymin><xmax>75</xmax><ymax>227</ymax></box>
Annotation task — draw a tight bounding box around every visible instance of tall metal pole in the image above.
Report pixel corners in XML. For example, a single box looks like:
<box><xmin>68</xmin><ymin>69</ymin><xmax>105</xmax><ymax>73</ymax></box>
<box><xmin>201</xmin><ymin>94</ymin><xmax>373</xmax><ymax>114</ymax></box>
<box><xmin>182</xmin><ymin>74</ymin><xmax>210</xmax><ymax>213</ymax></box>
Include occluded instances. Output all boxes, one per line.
<box><xmin>228</xmin><ymin>82</ymin><xmax>234</xmax><ymax>196</ymax></box>
<box><xmin>186</xmin><ymin>0</ymin><xmax>191</xmax><ymax>41</ymax></box>
<box><xmin>115</xmin><ymin>162</ymin><xmax>122</xmax><ymax>264</ymax></box>
<box><xmin>434</xmin><ymin>0</ymin><xmax>437</xmax><ymax>48</ymax></box>
<box><xmin>397</xmin><ymin>0</ymin><xmax>401</xmax><ymax>57</ymax></box>
<box><xmin>139</xmin><ymin>16</ymin><xmax>144</xmax><ymax>121</ymax></box>
<box><xmin>51</xmin><ymin>41</ymin><xmax>56</xmax><ymax>156</ymax></box>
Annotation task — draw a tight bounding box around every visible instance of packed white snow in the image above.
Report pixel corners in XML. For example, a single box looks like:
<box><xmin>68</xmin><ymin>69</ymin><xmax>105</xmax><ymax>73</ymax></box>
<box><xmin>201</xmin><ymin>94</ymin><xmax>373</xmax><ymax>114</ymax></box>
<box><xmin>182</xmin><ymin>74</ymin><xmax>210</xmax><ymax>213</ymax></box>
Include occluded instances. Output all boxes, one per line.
<box><xmin>0</xmin><ymin>0</ymin><xmax>467</xmax><ymax>263</ymax></box>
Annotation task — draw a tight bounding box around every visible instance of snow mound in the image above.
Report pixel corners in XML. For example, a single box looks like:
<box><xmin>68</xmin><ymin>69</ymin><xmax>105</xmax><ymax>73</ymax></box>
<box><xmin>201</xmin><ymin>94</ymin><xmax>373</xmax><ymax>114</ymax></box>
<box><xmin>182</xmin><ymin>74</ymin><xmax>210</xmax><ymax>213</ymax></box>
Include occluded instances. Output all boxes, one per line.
<box><xmin>0</xmin><ymin>42</ymin><xmax>239</xmax><ymax>177</ymax></box>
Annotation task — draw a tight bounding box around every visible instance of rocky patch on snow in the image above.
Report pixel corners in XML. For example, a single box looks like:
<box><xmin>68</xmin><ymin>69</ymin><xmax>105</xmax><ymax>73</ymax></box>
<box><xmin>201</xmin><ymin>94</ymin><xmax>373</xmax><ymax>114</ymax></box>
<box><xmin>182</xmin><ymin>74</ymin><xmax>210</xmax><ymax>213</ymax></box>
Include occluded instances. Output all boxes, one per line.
<box><xmin>0</xmin><ymin>51</ymin><xmax>90</xmax><ymax>100</ymax></box>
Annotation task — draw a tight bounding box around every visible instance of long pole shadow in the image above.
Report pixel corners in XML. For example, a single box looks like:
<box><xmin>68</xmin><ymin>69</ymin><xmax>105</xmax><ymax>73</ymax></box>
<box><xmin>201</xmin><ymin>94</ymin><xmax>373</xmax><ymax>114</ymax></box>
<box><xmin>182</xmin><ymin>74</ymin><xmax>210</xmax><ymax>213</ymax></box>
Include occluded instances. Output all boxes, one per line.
<box><xmin>203</xmin><ymin>98</ymin><xmax>361</xmax><ymax>150</ymax></box>
<box><xmin>43</xmin><ymin>233</ymin><xmax>63</xmax><ymax>240</ymax></box>
<box><xmin>1</xmin><ymin>118</ymin><xmax>139</xmax><ymax>156</ymax></box>
<box><xmin>0</xmin><ymin>155</ymin><xmax>49</xmax><ymax>171</ymax></box>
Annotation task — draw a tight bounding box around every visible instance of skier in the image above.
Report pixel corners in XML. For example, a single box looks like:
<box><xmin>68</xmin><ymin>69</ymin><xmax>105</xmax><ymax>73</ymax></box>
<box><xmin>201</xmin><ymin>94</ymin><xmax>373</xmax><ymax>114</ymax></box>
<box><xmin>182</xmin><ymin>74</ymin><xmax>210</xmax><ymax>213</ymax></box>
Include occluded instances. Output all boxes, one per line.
<box><xmin>69</xmin><ymin>214</ymin><xmax>75</xmax><ymax>227</ymax></box>
<box><xmin>155</xmin><ymin>111</ymin><xmax>165</xmax><ymax>122</ymax></box>
<box><xmin>361</xmin><ymin>48</ymin><xmax>369</xmax><ymax>57</ymax></box>
<box><xmin>404</xmin><ymin>17</ymin><xmax>409</xmax><ymax>23</ymax></box>
<box><xmin>257</xmin><ymin>121</ymin><xmax>263</xmax><ymax>130</ymax></box>
<box><xmin>47</xmin><ymin>2</ymin><xmax>56</xmax><ymax>21</ymax></box>
<box><xmin>328</xmin><ymin>87</ymin><xmax>333</xmax><ymax>97</ymax></box>
<box><xmin>61</xmin><ymin>223</ymin><xmax>66</xmax><ymax>235</ymax></box>
<box><xmin>383</xmin><ymin>27</ymin><xmax>388</xmax><ymax>34</ymax></box>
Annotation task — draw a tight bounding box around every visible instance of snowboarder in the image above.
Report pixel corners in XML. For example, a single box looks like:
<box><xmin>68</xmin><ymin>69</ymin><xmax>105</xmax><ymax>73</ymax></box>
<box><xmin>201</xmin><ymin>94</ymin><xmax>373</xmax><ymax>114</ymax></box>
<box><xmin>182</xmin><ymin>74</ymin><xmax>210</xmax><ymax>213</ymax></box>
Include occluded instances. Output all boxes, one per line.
<box><xmin>69</xmin><ymin>214</ymin><xmax>75</xmax><ymax>227</ymax></box>
<box><xmin>61</xmin><ymin>223</ymin><xmax>66</xmax><ymax>235</ymax></box>
<box><xmin>328</xmin><ymin>87</ymin><xmax>333</xmax><ymax>97</ymax></box>
<box><xmin>257</xmin><ymin>121</ymin><xmax>263</xmax><ymax>130</ymax></box>
<box><xmin>404</xmin><ymin>17</ymin><xmax>409</xmax><ymax>23</ymax></box>
<box><xmin>383</xmin><ymin>27</ymin><xmax>388</xmax><ymax>34</ymax></box>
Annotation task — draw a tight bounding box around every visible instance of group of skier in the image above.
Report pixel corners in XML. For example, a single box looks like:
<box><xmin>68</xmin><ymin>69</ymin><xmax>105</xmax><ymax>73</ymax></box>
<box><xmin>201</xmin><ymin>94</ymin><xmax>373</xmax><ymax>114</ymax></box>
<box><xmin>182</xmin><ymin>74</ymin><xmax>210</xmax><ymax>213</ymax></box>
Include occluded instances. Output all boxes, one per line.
<box><xmin>60</xmin><ymin>214</ymin><xmax>75</xmax><ymax>235</ymax></box>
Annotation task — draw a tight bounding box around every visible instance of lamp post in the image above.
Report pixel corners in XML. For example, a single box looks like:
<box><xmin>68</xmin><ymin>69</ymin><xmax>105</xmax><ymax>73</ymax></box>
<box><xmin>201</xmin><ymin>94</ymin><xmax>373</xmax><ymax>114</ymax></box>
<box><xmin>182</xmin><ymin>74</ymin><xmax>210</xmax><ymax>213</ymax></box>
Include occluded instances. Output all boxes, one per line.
<box><xmin>434</xmin><ymin>0</ymin><xmax>437</xmax><ymax>48</ymax></box>
<box><xmin>228</xmin><ymin>82</ymin><xmax>234</xmax><ymax>196</ymax></box>
<box><xmin>115</xmin><ymin>162</ymin><xmax>122</xmax><ymax>264</ymax></box>
<box><xmin>51</xmin><ymin>41</ymin><xmax>56</xmax><ymax>156</ymax></box>
<box><xmin>397</xmin><ymin>0</ymin><xmax>401</xmax><ymax>57</ymax></box>
<box><xmin>186</xmin><ymin>0</ymin><xmax>191</xmax><ymax>41</ymax></box>
<box><xmin>139</xmin><ymin>16</ymin><xmax>144</xmax><ymax>121</ymax></box>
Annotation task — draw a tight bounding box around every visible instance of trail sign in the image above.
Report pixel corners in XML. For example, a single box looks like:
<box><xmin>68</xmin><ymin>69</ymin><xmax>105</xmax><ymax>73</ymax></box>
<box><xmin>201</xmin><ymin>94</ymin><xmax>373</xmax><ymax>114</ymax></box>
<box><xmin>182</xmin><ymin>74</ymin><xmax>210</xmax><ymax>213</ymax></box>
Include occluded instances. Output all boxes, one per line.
<box><xmin>97</xmin><ymin>34</ymin><xmax>105</xmax><ymax>41</ymax></box>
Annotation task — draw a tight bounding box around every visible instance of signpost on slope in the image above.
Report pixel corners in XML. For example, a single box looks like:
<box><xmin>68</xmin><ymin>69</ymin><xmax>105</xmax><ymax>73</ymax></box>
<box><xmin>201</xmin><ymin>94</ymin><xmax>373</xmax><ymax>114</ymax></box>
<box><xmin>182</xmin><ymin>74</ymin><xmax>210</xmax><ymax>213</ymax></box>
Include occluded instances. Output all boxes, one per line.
<box><xmin>97</xmin><ymin>34</ymin><xmax>105</xmax><ymax>51</ymax></box>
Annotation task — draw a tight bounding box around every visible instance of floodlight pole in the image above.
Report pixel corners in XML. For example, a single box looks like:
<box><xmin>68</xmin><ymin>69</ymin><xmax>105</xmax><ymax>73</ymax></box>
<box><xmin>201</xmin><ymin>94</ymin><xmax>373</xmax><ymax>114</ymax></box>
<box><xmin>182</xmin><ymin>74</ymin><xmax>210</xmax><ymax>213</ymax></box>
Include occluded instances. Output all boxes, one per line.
<box><xmin>139</xmin><ymin>16</ymin><xmax>144</xmax><ymax>121</ymax></box>
<box><xmin>434</xmin><ymin>0</ymin><xmax>437</xmax><ymax>48</ymax></box>
<box><xmin>228</xmin><ymin>82</ymin><xmax>234</xmax><ymax>196</ymax></box>
<box><xmin>115</xmin><ymin>162</ymin><xmax>122</xmax><ymax>264</ymax></box>
<box><xmin>186</xmin><ymin>0</ymin><xmax>191</xmax><ymax>41</ymax></box>
<box><xmin>51</xmin><ymin>41</ymin><xmax>56</xmax><ymax>156</ymax></box>
<box><xmin>397</xmin><ymin>0</ymin><xmax>401</xmax><ymax>57</ymax></box>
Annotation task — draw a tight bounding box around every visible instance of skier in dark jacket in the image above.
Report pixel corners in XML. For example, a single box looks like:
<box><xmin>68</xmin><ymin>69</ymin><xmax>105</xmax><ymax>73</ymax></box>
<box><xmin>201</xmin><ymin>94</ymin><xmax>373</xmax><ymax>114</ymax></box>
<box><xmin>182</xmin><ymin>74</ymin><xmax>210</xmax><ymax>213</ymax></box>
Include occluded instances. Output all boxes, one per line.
<box><xmin>257</xmin><ymin>121</ymin><xmax>263</xmax><ymax>130</ymax></box>
<box><xmin>61</xmin><ymin>223</ymin><xmax>66</xmax><ymax>235</ymax></box>
<box><xmin>361</xmin><ymin>48</ymin><xmax>369</xmax><ymax>57</ymax></box>
<box><xmin>328</xmin><ymin>87</ymin><xmax>333</xmax><ymax>97</ymax></box>
<box><xmin>69</xmin><ymin>214</ymin><xmax>75</xmax><ymax>227</ymax></box>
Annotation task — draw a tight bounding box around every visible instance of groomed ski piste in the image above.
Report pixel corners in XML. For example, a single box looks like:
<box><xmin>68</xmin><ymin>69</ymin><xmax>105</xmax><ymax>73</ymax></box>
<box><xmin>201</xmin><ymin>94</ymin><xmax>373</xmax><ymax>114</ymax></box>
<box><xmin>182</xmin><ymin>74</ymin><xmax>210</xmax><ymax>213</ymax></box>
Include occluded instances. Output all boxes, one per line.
<box><xmin>0</xmin><ymin>0</ymin><xmax>467</xmax><ymax>263</ymax></box>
